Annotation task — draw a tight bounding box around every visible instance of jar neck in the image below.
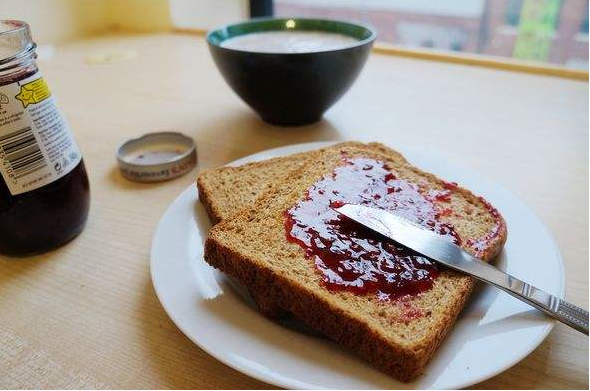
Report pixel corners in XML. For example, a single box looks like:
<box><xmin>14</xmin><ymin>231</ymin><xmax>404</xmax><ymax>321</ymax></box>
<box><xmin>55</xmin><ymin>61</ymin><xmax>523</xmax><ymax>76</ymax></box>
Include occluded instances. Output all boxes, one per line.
<box><xmin>0</xmin><ymin>49</ymin><xmax>37</xmax><ymax>86</ymax></box>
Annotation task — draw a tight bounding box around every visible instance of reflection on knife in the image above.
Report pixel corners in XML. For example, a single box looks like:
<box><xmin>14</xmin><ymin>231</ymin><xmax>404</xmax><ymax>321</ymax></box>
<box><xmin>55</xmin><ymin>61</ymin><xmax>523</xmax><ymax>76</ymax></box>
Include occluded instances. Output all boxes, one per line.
<box><xmin>334</xmin><ymin>203</ymin><xmax>589</xmax><ymax>335</ymax></box>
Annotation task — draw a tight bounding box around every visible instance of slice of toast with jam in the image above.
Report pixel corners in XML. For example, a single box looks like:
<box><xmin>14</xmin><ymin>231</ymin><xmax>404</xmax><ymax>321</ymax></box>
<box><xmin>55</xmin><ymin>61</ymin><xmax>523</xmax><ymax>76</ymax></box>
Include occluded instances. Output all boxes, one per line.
<box><xmin>203</xmin><ymin>142</ymin><xmax>506</xmax><ymax>381</ymax></box>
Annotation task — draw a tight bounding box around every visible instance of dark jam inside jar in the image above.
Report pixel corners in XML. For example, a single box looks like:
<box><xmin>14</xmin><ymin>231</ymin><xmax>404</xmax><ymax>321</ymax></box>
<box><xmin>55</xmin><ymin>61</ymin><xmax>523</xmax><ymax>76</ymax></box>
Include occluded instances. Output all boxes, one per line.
<box><xmin>0</xmin><ymin>158</ymin><xmax>90</xmax><ymax>256</ymax></box>
<box><xmin>0</xmin><ymin>63</ymin><xmax>90</xmax><ymax>256</ymax></box>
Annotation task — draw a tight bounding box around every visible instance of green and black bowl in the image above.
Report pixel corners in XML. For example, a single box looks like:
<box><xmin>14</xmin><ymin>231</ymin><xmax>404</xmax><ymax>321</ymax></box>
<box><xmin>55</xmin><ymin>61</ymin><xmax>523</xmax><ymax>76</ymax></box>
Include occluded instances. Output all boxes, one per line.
<box><xmin>207</xmin><ymin>18</ymin><xmax>376</xmax><ymax>126</ymax></box>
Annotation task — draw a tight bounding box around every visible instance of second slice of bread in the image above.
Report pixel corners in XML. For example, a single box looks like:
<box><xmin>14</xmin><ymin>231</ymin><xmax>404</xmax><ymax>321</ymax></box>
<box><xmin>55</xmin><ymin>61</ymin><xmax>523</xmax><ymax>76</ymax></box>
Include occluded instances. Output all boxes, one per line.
<box><xmin>197</xmin><ymin>142</ymin><xmax>391</xmax><ymax>224</ymax></box>
<box><xmin>204</xmin><ymin>142</ymin><xmax>506</xmax><ymax>381</ymax></box>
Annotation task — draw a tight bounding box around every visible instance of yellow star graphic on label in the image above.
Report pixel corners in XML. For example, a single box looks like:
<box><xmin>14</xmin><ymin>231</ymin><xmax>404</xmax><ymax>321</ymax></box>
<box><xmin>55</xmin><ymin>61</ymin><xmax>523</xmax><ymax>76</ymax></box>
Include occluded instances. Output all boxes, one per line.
<box><xmin>15</xmin><ymin>77</ymin><xmax>52</xmax><ymax>108</ymax></box>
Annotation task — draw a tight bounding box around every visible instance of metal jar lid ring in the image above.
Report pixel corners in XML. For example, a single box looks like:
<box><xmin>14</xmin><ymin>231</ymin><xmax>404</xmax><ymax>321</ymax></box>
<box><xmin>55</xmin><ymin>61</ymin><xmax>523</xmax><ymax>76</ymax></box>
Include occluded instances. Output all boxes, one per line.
<box><xmin>116</xmin><ymin>131</ymin><xmax>197</xmax><ymax>183</ymax></box>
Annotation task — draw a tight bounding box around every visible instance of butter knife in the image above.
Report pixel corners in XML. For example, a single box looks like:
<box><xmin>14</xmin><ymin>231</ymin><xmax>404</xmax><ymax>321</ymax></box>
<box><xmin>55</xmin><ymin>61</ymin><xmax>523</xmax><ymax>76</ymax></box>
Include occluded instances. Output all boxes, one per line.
<box><xmin>334</xmin><ymin>203</ymin><xmax>589</xmax><ymax>335</ymax></box>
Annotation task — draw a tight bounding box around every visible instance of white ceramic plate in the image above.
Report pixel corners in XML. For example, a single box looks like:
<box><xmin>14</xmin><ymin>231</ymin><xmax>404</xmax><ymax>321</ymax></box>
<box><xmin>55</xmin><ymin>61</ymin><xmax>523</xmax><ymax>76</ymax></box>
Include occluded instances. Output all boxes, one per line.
<box><xmin>150</xmin><ymin>142</ymin><xmax>564</xmax><ymax>389</ymax></box>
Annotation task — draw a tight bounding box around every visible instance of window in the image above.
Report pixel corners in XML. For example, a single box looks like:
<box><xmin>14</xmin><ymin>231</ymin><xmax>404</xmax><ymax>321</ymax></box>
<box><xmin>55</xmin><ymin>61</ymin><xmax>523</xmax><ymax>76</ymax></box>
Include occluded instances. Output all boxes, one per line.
<box><xmin>273</xmin><ymin>0</ymin><xmax>589</xmax><ymax>69</ymax></box>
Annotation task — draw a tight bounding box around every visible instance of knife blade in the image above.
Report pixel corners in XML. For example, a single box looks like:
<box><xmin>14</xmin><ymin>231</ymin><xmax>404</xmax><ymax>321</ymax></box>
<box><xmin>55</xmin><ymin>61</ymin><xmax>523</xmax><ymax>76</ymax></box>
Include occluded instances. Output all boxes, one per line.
<box><xmin>334</xmin><ymin>203</ymin><xmax>589</xmax><ymax>335</ymax></box>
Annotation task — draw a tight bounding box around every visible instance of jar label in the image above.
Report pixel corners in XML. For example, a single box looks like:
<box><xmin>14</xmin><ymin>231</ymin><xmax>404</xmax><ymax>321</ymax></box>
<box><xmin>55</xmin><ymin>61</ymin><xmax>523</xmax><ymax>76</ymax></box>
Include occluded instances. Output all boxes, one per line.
<box><xmin>0</xmin><ymin>72</ymin><xmax>82</xmax><ymax>195</ymax></box>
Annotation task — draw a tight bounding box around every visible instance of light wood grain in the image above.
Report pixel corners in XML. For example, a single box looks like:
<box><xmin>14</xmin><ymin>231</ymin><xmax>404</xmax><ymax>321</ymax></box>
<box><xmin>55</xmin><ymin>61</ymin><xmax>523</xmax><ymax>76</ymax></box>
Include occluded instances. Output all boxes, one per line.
<box><xmin>0</xmin><ymin>33</ymin><xmax>587</xmax><ymax>389</ymax></box>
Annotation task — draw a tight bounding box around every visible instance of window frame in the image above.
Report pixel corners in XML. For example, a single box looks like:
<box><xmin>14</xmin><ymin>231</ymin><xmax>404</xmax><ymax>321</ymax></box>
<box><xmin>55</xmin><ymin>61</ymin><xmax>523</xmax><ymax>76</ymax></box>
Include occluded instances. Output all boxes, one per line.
<box><xmin>250</xmin><ymin>0</ymin><xmax>274</xmax><ymax>17</ymax></box>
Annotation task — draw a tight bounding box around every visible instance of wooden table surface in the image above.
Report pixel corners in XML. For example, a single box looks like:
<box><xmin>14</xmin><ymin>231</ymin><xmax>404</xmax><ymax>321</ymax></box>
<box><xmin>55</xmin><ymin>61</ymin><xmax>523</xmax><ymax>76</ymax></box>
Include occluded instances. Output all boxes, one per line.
<box><xmin>0</xmin><ymin>33</ymin><xmax>587</xmax><ymax>389</ymax></box>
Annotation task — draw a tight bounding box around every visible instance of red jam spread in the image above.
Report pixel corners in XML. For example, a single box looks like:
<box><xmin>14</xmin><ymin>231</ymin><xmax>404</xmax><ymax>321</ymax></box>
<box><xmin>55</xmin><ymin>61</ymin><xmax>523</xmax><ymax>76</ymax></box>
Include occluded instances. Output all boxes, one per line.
<box><xmin>285</xmin><ymin>157</ymin><xmax>462</xmax><ymax>302</ymax></box>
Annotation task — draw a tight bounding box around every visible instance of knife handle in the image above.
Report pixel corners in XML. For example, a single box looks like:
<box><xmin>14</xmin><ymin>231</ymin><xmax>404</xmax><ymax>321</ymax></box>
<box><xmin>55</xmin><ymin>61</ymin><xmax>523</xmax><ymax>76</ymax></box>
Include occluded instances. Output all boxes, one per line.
<box><xmin>460</xmin><ymin>254</ymin><xmax>589</xmax><ymax>335</ymax></box>
<box><xmin>499</xmin><ymin>277</ymin><xmax>588</xmax><ymax>335</ymax></box>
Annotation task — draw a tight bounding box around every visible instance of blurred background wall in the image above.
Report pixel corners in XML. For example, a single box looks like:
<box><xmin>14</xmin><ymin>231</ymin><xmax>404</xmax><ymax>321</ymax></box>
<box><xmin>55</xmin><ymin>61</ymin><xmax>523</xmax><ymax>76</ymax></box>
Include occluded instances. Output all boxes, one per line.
<box><xmin>1</xmin><ymin>0</ymin><xmax>173</xmax><ymax>44</ymax></box>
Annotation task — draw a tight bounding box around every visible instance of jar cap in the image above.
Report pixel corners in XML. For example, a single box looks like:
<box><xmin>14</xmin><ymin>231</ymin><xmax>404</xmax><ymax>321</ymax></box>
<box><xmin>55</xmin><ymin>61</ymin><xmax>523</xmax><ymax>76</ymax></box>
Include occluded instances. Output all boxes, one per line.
<box><xmin>116</xmin><ymin>131</ymin><xmax>197</xmax><ymax>183</ymax></box>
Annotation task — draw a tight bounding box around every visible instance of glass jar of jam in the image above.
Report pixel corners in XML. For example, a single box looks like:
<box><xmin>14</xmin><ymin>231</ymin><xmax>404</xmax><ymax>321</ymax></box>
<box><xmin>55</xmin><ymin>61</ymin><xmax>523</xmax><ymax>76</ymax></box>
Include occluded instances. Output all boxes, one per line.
<box><xmin>0</xmin><ymin>20</ymin><xmax>89</xmax><ymax>256</ymax></box>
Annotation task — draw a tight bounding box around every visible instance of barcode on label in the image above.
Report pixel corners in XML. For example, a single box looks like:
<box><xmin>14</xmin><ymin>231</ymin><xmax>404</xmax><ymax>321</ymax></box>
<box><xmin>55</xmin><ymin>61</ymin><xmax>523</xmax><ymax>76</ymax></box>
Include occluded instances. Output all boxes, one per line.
<box><xmin>0</xmin><ymin>126</ymin><xmax>47</xmax><ymax>180</ymax></box>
